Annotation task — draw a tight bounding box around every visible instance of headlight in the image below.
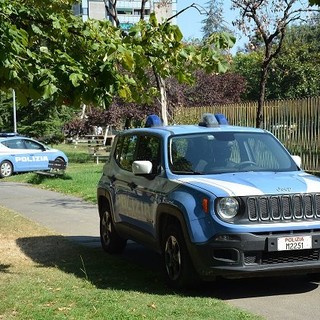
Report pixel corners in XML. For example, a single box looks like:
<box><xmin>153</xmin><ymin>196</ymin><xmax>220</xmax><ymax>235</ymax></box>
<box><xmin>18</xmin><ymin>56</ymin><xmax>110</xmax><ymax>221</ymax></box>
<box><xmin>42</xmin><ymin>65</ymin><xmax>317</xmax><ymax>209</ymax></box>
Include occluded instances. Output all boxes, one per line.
<box><xmin>216</xmin><ymin>197</ymin><xmax>239</xmax><ymax>220</ymax></box>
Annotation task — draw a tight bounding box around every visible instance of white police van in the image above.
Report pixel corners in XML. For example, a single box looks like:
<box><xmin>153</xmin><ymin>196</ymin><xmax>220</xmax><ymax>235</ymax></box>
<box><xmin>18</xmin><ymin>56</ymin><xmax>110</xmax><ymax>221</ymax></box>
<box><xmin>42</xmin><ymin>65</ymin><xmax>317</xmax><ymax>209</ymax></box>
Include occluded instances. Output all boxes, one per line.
<box><xmin>97</xmin><ymin>114</ymin><xmax>320</xmax><ymax>288</ymax></box>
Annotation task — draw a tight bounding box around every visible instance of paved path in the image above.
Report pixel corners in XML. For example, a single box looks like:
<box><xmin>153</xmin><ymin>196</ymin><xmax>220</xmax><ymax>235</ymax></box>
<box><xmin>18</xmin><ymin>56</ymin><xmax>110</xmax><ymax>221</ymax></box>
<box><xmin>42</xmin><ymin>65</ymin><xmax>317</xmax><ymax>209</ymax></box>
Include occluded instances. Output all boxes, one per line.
<box><xmin>1</xmin><ymin>181</ymin><xmax>320</xmax><ymax>320</ymax></box>
<box><xmin>0</xmin><ymin>182</ymin><xmax>100</xmax><ymax>247</ymax></box>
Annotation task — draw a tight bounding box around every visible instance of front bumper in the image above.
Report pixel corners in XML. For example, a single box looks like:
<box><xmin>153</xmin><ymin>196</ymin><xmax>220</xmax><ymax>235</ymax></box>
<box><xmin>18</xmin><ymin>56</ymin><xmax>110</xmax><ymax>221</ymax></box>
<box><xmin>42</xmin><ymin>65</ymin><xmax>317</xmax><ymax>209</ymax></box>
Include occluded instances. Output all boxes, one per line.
<box><xmin>190</xmin><ymin>231</ymin><xmax>320</xmax><ymax>280</ymax></box>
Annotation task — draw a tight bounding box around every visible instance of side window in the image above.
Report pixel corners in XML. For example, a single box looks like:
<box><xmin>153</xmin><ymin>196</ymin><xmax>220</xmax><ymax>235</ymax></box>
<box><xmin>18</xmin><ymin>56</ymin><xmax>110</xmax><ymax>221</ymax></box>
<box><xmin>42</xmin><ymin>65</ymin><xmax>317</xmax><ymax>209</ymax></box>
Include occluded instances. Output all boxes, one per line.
<box><xmin>136</xmin><ymin>135</ymin><xmax>161</xmax><ymax>174</ymax></box>
<box><xmin>170</xmin><ymin>138</ymin><xmax>192</xmax><ymax>172</ymax></box>
<box><xmin>2</xmin><ymin>139</ymin><xmax>26</xmax><ymax>149</ymax></box>
<box><xmin>24</xmin><ymin>140</ymin><xmax>44</xmax><ymax>150</ymax></box>
<box><xmin>114</xmin><ymin>135</ymin><xmax>138</xmax><ymax>172</ymax></box>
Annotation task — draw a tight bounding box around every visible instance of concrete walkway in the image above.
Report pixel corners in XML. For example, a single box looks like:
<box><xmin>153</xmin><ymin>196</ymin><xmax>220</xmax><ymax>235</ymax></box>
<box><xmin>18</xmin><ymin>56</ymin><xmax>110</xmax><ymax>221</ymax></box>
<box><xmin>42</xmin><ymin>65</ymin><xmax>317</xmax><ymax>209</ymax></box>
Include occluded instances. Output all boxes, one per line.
<box><xmin>0</xmin><ymin>181</ymin><xmax>100</xmax><ymax>247</ymax></box>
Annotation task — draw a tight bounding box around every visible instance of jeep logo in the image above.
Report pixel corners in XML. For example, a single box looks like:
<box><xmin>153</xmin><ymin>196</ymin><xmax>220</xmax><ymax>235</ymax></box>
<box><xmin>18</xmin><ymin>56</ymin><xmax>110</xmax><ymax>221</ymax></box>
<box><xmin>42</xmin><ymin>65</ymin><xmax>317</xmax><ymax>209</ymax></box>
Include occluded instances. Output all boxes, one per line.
<box><xmin>276</xmin><ymin>187</ymin><xmax>292</xmax><ymax>192</ymax></box>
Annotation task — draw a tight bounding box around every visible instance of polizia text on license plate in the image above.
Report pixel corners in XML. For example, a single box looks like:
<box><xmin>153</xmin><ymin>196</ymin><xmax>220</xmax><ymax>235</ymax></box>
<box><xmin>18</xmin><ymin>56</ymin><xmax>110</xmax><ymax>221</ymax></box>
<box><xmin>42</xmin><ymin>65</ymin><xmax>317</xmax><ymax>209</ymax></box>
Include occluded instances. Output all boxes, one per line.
<box><xmin>277</xmin><ymin>236</ymin><xmax>312</xmax><ymax>251</ymax></box>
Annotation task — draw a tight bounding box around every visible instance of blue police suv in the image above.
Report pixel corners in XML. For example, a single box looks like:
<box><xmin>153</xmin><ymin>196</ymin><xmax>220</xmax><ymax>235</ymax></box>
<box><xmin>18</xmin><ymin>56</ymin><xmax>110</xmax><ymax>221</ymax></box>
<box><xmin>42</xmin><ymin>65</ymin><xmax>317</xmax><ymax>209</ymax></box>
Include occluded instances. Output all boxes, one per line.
<box><xmin>97</xmin><ymin>114</ymin><xmax>320</xmax><ymax>288</ymax></box>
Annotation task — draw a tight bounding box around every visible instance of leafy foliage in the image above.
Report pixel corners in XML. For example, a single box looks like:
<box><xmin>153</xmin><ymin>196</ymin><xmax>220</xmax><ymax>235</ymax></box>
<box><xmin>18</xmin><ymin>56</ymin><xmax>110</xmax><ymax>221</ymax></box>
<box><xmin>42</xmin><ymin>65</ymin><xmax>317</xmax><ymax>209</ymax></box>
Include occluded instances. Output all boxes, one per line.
<box><xmin>1</xmin><ymin>0</ymin><xmax>237</xmax><ymax>136</ymax></box>
<box><xmin>167</xmin><ymin>71</ymin><xmax>246</xmax><ymax>107</ymax></box>
<box><xmin>230</xmin><ymin>0</ymin><xmax>319</xmax><ymax>127</ymax></box>
<box><xmin>1</xmin><ymin>1</ymin><xmax>235</xmax><ymax>106</ymax></box>
<box><xmin>232</xmin><ymin>15</ymin><xmax>320</xmax><ymax>101</ymax></box>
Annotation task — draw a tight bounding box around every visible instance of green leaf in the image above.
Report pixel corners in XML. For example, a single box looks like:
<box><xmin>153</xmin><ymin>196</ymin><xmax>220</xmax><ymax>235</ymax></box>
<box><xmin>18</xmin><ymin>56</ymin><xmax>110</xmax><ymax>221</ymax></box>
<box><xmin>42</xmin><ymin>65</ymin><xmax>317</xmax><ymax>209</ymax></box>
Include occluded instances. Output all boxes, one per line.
<box><xmin>42</xmin><ymin>83</ymin><xmax>58</xmax><ymax>99</ymax></box>
<box><xmin>31</xmin><ymin>24</ymin><xmax>43</xmax><ymax>35</ymax></box>
<box><xmin>69</xmin><ymin>73</ymin><xmax>83</xmax><ymax>87</ymax></box>
<box><xmin>122</xmin><ymin>50</ymin><xmax>135</xmax><ymax>71</ymax></box>
<box><xmin>118</xmin><ymin>86</ymin><xmax>131</xmax><ymax>100</ymax></box>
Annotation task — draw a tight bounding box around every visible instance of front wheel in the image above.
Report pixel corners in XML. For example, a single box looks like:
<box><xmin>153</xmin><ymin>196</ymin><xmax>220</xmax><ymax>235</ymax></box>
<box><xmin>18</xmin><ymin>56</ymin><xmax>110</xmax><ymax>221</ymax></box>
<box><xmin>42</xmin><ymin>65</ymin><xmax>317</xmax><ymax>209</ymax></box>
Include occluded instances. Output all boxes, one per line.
<box><xmin>0</xmin><ymin>160</ymin><xmax>13</xmax><ymax>178</ymax></box>
<box><xmin>162</xmin><ymin>223</ymin><xmax>198</xmax><ymax>289</ymax></box>
<box><xmin>100</xmin><ymin>207</ymin><xmax>127</xmax><ymax>254</ymax></box>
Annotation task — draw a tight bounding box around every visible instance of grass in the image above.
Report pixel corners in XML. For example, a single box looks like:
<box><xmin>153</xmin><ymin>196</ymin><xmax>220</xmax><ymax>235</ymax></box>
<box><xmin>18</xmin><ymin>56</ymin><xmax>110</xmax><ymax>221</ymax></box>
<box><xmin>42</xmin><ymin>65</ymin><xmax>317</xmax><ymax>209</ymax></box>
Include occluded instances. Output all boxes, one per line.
<box><xmin>0</xmin><ymin>144</ymin><xmax>263</xmax><ymax>319</ymax></box>
<box><xmin>0</xmin><ymin>208</ymin><xmax>262</xmax><ymax>320</ymax></box>
<box><xmin>2</xmin><ymin>162</ymin><xmax>102</xmax><ymax>203</ymax></box>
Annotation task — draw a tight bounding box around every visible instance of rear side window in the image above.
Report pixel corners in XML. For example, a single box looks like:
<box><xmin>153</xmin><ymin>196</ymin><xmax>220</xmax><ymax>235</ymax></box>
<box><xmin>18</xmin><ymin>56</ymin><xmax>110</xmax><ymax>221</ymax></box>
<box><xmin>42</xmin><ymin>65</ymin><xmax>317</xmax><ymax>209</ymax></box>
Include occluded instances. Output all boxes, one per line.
<box><xmin>1</xmin><ymin>139</ymin><xmax>26</xmax><ymax>149</ymax></box>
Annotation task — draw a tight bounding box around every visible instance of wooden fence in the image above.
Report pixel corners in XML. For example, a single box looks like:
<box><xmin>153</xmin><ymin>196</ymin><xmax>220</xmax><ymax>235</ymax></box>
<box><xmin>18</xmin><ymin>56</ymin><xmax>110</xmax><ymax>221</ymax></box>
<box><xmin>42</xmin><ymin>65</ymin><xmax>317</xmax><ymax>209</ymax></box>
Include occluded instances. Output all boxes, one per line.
<box><xmin>173</xmin><ymin>96</ymin><xmax>320</xmax><ymax>172</ymax></box>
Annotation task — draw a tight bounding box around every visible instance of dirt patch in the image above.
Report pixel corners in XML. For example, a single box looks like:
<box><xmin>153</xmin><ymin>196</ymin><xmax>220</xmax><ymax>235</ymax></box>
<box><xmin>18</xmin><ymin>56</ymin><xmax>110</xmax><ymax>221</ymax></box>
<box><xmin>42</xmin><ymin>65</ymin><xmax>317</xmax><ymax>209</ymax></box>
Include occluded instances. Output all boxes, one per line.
<box><xmin>0</xmin><ymin>207</ymin><xmax>74</xmax><ymax>275</ymax></box>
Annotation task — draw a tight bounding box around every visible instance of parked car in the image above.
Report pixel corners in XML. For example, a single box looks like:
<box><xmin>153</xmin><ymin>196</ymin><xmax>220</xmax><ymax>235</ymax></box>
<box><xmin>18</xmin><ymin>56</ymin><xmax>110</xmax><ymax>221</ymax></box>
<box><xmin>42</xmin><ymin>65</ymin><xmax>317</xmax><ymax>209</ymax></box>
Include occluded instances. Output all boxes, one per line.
<box><xmin>0</xmin><ymin>135</ymin><xmax>68</xmax><ymax>178</ymax></box>
<box><xmin>97</xmin><ymin>114</ymin><xmax>320</xmax><ymax>288</ymax></box>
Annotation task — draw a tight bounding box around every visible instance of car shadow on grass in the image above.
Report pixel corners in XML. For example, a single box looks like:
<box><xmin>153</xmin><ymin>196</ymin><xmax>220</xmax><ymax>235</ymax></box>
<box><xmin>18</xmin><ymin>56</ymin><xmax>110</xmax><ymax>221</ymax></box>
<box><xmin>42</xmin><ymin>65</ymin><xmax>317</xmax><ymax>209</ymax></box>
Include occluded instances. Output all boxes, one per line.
<box><xmin>16</xmin><ymin>235</ymin><xmax>319</xmax><ymax>298</ymax></box>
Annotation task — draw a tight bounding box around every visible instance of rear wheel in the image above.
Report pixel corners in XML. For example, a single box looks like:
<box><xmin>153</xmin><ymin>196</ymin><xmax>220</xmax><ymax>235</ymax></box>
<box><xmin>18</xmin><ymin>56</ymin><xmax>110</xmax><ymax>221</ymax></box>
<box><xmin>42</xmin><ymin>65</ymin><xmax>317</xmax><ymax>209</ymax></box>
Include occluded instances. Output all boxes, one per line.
<box><xmin>162</xmin><ymin>223</ymin><xmax>198</xmax><ymax>289</ymax></box>
<box><xmin>100</xmin><ymin>206</ymin><xmax>127</xmax><ymax>254</ymax></box>
<box><xmin>0</xmin><ymin>160</ymin><xmax>13</xmax><ymax>178</ymax></box>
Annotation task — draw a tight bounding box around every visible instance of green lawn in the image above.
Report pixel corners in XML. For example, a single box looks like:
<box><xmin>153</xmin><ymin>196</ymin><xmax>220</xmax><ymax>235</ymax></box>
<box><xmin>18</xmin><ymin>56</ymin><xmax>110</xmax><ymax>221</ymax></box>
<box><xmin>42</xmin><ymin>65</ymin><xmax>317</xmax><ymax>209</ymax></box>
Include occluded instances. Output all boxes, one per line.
<box><xmin>0</xmin><ymin>145</ymin><xmax>263</xmax><ymax>319</ymax></box>
<box><xmin>0</xmin><ymin>208</ymin><xmax>261</xmax><ymax>320</ymax></box>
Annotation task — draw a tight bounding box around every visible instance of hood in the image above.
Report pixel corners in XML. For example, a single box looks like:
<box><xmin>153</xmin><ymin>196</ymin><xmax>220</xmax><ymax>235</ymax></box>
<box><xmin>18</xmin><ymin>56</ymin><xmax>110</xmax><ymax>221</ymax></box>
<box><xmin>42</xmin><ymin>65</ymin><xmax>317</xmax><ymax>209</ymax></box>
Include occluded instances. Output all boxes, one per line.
<box><xmin>177</xmin><ymin>171</ymin><xmax>320</xmax><ymax>197</ymax></box>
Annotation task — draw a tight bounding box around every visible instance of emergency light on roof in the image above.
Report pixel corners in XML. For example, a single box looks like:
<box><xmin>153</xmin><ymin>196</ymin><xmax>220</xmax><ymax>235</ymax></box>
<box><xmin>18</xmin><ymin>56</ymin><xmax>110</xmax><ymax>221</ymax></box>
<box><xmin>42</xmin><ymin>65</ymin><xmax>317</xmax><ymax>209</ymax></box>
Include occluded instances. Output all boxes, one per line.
<box><xmin>199</xmin><ymin>113</ymin><xmax>228</xmax><ymax>127</ymax></box>
<box><xmin>198</xmin><ymin>113</ymin><xmax>228</xmax><ymax>127</ymax></box>
<box><xmin>145</xmin><ymin>115</ymin><xmax>163</xmax><ymax>128</ymax></box>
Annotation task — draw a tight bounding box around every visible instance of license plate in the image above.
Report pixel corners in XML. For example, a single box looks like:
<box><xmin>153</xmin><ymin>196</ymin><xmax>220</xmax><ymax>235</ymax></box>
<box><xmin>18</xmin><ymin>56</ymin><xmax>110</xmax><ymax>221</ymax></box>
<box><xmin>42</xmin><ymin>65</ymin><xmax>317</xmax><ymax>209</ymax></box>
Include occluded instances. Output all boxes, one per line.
<box><xmin>277</xmin><ymin>235</ymin><xmax>312</xmax><ymax>251</ymax></box>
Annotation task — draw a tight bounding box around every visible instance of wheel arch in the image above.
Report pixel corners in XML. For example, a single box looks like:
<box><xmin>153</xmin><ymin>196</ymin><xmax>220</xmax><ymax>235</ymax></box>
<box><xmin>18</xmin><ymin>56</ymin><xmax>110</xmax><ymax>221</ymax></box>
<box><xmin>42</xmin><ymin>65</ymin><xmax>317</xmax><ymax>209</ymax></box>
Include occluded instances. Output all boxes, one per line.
<box><xmin>54</xmin><ymin>156</ymin><xmax>66</xmax><ymax>163</ymax></box>
<box><xmin>156</xmin><ymin>203</ymin><xmax>191</xmax><ymax>249</ymax></box>
<box><xmin>97</xmin><ymin>189</ymin><xmax>113</xmax><ymax>219</ymax></box>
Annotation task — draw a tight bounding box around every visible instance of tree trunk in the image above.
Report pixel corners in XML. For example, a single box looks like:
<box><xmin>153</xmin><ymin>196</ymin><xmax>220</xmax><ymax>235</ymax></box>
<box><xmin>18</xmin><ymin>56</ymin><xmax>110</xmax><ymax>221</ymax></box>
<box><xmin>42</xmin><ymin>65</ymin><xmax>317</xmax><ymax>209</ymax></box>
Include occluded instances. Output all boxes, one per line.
<box><xmin>104</xmin><ymin>0</ymin><xmax>120</xmax><ymax>27</ymax></box>
<box><xmin>140</xmin><ymin>0</ymin><xmax>148</xmax><ymax>20</ymax></box>
<box><xmin>154</xmin><ymin>69</ymin><xmax>168</xmax><ymax>125</ymax></box>
<box><xmin>256</xmin><ymin>61</ymin><xmax>269</xmax><ymax>128</ymax></box>
<box><xmin>159</xmin><ymin>76</ymin><xmax>168</xmax><ymax>126</ymax></box>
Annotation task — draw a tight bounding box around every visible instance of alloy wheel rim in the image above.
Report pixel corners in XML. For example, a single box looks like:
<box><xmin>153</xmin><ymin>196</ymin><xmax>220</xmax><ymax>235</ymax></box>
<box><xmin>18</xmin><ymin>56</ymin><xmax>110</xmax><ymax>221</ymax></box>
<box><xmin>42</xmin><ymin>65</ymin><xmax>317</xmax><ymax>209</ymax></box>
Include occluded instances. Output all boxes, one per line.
<box><xmin>1</xmin><ymin>163</ymin><xmax>12</xmax><ymax>177</ymax></box>
<box><xmin>102</xmin><ymin>211</ymin><xmax>112</xmax><ymax>245</ymax></box>
<box><xmin>165</xmin><ymin>235</ymin><xmax>181</xmax><ymax>280</ymax></box>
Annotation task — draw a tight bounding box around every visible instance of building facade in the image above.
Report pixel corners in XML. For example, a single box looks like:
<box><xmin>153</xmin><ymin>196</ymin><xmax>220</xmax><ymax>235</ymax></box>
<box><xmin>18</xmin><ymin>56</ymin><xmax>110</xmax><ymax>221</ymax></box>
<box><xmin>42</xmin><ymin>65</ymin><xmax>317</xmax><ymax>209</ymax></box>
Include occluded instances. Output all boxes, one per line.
<box><xmin>73</xmin><ymin>0</ymin><xmax>177</xmax><ymax>29</ymax></box>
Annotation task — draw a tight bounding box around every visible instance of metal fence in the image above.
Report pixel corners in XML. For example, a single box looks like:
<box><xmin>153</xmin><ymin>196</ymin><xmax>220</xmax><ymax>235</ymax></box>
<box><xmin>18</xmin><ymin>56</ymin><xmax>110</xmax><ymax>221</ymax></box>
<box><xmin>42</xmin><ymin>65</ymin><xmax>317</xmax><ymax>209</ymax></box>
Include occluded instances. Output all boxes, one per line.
<box><xmin>173</xmin><ymin>96</ymin><xmax>320</xmax><ymax>172</ymax></box>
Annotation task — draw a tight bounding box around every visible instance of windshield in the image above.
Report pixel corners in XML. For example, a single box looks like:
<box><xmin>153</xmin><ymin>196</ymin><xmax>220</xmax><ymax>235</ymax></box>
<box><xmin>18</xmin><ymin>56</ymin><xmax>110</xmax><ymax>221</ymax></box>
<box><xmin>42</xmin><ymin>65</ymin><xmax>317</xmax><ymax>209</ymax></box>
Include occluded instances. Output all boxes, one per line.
<box><xmin>169</xmin><ymin>132</ymin><xmax>299</xmax><ymax>174</ymax></box>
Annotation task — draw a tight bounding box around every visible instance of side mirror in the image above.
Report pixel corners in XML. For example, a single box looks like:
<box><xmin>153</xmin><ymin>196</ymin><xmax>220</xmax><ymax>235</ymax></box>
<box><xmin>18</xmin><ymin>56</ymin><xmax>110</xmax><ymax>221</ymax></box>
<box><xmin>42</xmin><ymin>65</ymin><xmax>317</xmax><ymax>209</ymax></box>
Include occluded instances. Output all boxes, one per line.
<box><xmin>132</xmin><ymin>160</ymin><xmax>153</xmax><ymax>175</ymax></box>
<box><xmin>291</xmin><ymin>155</ymin><xmax>301</xmax><ymax>168</ymax></box>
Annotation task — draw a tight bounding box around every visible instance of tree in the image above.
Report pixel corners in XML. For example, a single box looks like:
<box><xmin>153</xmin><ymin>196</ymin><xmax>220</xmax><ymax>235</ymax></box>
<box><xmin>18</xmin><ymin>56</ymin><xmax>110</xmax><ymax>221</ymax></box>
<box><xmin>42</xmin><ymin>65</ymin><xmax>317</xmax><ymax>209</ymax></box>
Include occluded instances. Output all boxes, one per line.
<box><xmin>168</xmin><ymin>71</ymin><xmax>246</xmax><ymax>107</ymax></box>
<box><xmin>0</xmin><ymin>0</ymin><xmax>128</xmax><ymax>107</ymax></box>
<box><xmin>231</xmin><ymin>0</ymin><xmax>319</xmax><ymax>128</ymax></box>
<box><xmin>201</xmin><ymin>0</ymin><xmax>231</xmax><ymax>39</ymax></box>
<box><xmin>232</xmin><ymin>14</ymin><xmax>320</xmax><ymax>101</ymax></box>
<box><xmin>1</xmin><ymin>0</ymin><xmax>236</xmax><ymax>135</ymax></box>
<box><xmin>267</xmin><ymin>16</ymin><xmax>320</xmax><ymax>99</ymax></box>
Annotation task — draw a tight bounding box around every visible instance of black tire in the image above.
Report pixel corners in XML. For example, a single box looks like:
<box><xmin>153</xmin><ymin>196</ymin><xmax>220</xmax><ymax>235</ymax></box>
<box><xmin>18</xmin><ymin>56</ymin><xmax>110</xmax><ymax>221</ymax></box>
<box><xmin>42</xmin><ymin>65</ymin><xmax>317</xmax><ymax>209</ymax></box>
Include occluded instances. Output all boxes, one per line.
<box><xmin>162</xmin><ymin>223</ymin><xmax>198</xmax><ymax>289</ymax></box>
<box><xmin>100</xmin><ymin>206</ymin><xmax>127</xmax><ymax>254</ymax></box>
<box><xmin>54</xmin><ymin>157</ymin><xmax>66</xmax><ymax>163</ymax></box>
<box><xmin>0</xmin><ymin>160</ymin><xmax>13</xmax><ymax>178</ymax></box>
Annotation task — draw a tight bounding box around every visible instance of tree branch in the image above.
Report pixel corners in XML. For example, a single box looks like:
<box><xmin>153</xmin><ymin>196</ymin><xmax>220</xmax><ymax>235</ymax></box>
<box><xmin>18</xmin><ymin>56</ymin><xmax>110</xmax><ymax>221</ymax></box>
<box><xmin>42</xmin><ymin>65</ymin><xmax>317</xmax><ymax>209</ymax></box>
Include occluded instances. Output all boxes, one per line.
<box><xmin>167</xmin><ymin>3</ymin><xmax>207</xmax><ymax>22</ymax></box>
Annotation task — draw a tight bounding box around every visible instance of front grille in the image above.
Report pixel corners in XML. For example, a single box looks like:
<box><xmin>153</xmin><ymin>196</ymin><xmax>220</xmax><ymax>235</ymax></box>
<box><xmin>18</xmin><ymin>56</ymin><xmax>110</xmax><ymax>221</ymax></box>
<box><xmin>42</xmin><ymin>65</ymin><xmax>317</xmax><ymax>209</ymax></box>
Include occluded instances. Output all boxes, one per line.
<box><xmin>245</xmin><ymin>193</ymin><xmax>320</xmax><ymax>222</ymax></box>
<box><xmin>244</xmin><ymin>249</ymin><xmax>320</xmax><ymax>265</ymax></box>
